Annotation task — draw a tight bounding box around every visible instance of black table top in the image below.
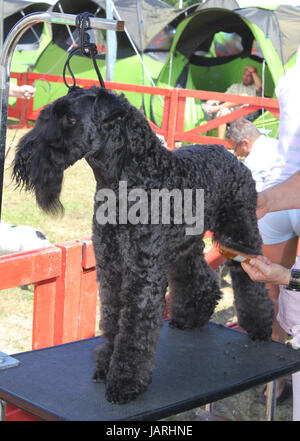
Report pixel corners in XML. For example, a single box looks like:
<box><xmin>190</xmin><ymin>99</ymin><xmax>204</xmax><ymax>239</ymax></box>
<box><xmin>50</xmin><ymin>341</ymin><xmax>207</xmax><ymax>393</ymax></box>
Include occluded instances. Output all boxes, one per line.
<box><xmin>1</xmin><ymin>320</ymin><xmax>300</xmax><ymax>421</ymax></box>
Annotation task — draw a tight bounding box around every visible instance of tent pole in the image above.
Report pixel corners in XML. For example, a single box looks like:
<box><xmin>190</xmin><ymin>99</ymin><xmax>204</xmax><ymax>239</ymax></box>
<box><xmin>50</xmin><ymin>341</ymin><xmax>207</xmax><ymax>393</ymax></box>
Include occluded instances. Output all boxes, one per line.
<box><xmin>110</xmin><ymin>1</ymin><xmax>157</xmax><ymax>89</ymax></box>
<box><xmin>0</xmin><ymin>0</ymin><xmax>3</xmax><ymax>52</ymax></box>
<box><xmin>136</xmin><ymin>0</ymin><xmax>144</xmax><ymax>86</ymax></box>
<box><xmin>0</xmin><ymin>12</ymin><xmax>124</xmax><ymax>220</ymax></box>
<box><xmin>57</xmin><ymin>3</ymin><xmax>76</xmax><ymax>48</ymax></box>
<box><xmin>20</xmin><ymin>10</ymin><xmax>41</xmax><ymax>44</ymax></box>
<box><xmin>261</xmin><ymin>58</ymin><xmax>266</xmax><ymax>131</ymax></box>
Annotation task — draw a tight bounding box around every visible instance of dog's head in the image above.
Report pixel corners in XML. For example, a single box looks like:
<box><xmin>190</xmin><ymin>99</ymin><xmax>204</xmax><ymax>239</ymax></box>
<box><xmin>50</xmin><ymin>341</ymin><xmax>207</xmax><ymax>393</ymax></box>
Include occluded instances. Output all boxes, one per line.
<box><xmin>12</xmin><ymin>86</ymin><xmax>126</xmax><ymax>214</ymax></box>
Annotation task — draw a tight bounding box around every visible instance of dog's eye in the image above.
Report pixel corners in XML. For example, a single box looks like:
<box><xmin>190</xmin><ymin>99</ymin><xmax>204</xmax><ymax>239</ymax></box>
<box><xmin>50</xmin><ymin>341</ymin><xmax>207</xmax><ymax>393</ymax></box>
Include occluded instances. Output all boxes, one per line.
<box><xmin>68</xmin><ymin>117</ymin><xmax>76</xmax><ymax>126</ymax></box>
<box><xmin>62</xmin><ymin>115</ymin><xmax>77</xmax><ymax>129</ymax></box>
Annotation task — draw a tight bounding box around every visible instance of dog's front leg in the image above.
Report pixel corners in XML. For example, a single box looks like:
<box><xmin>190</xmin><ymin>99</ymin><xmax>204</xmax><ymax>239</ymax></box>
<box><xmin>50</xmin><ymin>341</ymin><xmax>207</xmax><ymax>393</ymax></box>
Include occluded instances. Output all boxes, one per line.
<box><xmin>92</xmin><ymin>224</ymin><xmax>123</xmax><ymax>383</ymax></box>
<box><xmin>105</xmin><ymin>243</ymin><xmax>168</xmax><ymax>404</ymax></box>
<box><xmin>93</xmin><ymin>266</ymin><xmax>123</xmax><ymax>383</ymax></box>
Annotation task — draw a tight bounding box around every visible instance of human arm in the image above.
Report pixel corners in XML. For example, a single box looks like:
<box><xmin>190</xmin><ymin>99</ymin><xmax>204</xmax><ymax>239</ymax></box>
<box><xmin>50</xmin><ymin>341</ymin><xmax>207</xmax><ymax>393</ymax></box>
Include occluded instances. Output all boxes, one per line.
<box><xmin>9</xmin><ymin>83</ymin><xmax>36</xmax><ymax>100</ymax></box>
<box><xmin>205</xmin><ymin>86</ymin><xmax>242</xmax><ymax>114</ymax></box>
<box><xmin>241</xmin><ymin>255</ymin><xmax>291</xmax><ymax>285</ymax></box>
<box><xmin>257</xmin><ymin>170</ymin><xmax>300</xmax><ymax>219</ymax></box>
<box><xmin>209</xmin><ymin>100</ymin><xmax>240</xmax><ymax>114</ymax></box>
<box><xmin>209</xmin><ymin>86</ymin><xmax>248</xmax><ymax>114</ymax></box>
<box><xmin>206</xmin><ymin>99</ymin><xmax>220</xmax><ymax>106</ymax></box>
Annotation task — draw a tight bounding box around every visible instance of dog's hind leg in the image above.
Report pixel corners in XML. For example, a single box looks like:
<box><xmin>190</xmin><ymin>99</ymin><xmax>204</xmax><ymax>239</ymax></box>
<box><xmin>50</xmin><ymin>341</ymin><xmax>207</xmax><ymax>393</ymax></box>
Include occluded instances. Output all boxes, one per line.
<box><xmin>168</xmin><ymin>242</ymin><xmax>221</xmax><ymax>329</ymax></box>
<box><xmin>227</xmin><ymin>260</ymin><xmax>274</xmax><ymax>340</ymax></box>
<box><xmin>214</xmin><ymin>178</ymin><xmax>274</xmax><ymax>341</ymax></box>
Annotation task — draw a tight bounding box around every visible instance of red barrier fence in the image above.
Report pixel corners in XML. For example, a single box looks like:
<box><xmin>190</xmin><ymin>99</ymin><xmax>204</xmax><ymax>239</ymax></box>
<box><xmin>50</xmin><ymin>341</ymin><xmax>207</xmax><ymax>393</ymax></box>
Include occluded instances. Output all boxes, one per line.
<box><xmin>9</xmin><ymin>72</ymin><xmax>280</xmax><ymax>149</ymax></box>
<box><xmin>0</xmin><ymin>238</ymin><xmax>98</xmax><ymax>350</ymax></box>
<box><xmin>0</xmin><ymin>238</ymin><xmax>98</xmax><ymax>421</ymax></box>
<box><xmin>0</xmin><ymin>233</ymin><xmax>221</xmax><ymax>352</ymax></box>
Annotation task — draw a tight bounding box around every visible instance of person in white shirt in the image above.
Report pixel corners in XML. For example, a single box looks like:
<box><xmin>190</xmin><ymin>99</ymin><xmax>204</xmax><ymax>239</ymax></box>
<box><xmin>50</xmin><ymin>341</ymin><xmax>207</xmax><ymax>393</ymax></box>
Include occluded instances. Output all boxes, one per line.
<box><xmin>241</xmin><ymin>169</ymin><xmax>300</xmax><ymax>420</ymax></box>
<box><xmin>246</xmin><ymin>49</ymin><xmax>300</xmax><ymax>405</ymax></box>
<box><xmin>226</xmin><ymin>118</ymin><xmax>278</xmax><ymax>192</ymax></box>
<box><xmin>227</xmin><ymin>117</ymin><xmax>297</xmax><ymax>405</ymax></box>
<box><xmin>257</xmin><ymin>61</ymin><xmax>300</xmax><ymax>363</ymax></box>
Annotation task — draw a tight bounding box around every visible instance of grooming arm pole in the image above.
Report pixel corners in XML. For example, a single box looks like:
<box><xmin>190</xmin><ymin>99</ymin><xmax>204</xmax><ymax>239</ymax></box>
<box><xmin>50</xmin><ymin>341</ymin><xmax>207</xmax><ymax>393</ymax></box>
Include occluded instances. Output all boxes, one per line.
<box><xmin>0</xmin><ymin>12</ymin><xmax>124</xmax><ymax>219</ymax></box>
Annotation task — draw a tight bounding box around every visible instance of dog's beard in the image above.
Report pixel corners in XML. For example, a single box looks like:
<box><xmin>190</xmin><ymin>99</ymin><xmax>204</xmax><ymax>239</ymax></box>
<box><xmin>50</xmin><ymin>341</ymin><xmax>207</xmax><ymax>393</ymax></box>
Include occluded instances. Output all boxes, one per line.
<box><xmin>35</xmin><ymin>186</ymin><xmax>64</xmax><ymax>216</ymax></box>
<box><xmin>12</xmin><ymin>143</ymin><xmax>34</xmax><ymax>192</ymax></box>
<box><xmin>13</xmin><ymin>150</ymin><xmax>65</xmax><ymax>216</ymax></box>
<box><xmin>30</xmin><ymin>162</ymin><xmax>65</xmax><ymax>215</ymax></box>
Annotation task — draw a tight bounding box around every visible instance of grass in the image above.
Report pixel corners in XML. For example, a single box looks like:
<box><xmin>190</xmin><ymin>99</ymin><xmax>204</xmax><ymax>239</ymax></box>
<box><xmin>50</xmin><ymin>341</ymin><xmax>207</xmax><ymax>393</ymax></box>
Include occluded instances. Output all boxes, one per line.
<box><xmin>0</xmin><ymin>125</ymin><xmax>294</xmax><ymax>420</ymax></box>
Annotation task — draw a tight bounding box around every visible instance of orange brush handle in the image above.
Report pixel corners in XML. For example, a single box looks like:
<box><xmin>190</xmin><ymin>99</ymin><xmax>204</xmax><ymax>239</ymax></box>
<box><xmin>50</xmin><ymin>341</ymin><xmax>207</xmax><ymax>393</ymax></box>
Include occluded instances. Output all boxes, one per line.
<box><xmin>219</xmin><ymin>245</ymin><xmax>257</xmax><ymax>264</ymax></box>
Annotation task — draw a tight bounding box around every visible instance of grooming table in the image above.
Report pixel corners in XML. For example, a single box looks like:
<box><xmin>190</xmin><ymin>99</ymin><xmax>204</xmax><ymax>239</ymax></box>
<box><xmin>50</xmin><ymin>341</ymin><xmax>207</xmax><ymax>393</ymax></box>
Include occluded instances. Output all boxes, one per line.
<box><xmin>0</xmin><ymin>320</ymin><xmax>300</xmax><ymax>421</ymax></box>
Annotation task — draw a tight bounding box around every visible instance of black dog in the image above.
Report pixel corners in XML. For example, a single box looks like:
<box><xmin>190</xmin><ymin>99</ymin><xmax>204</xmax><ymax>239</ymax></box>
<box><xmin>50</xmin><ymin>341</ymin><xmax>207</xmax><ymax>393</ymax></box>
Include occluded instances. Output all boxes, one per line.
<box><xmin>13</xmin><ymin>86</ymin><xmax>274</xmax><ymax>404</ymax></box>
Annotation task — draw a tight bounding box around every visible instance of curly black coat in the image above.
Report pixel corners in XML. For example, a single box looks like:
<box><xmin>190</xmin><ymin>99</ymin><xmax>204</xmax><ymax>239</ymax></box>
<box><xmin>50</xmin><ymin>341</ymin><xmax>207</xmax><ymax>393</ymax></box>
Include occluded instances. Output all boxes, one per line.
<box><xmin>12</xmin><ymin>86</ymin><xmax>274</xmax><ymax>404</ymax></box>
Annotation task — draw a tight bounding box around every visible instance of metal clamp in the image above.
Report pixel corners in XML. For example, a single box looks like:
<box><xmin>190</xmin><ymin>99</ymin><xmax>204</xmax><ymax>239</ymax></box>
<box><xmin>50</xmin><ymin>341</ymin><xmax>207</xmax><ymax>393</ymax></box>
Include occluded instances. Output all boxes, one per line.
<box><xmin>0</xmin><ymin>399</ymin><xmax>7</xmax><ymax>421</ymax></box>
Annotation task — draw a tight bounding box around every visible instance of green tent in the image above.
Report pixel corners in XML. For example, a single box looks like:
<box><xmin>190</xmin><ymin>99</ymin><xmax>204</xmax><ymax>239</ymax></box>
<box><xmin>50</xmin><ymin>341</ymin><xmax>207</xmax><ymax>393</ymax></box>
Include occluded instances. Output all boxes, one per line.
<box><xmin>146</xmin><ymin>0</ymin><xmax>300</xmax><ymax>138</ymax></box>
<box><xmin>3</xmin><ymin>1</ymin><xmax>56</xmax><ymax>69</ymax></box>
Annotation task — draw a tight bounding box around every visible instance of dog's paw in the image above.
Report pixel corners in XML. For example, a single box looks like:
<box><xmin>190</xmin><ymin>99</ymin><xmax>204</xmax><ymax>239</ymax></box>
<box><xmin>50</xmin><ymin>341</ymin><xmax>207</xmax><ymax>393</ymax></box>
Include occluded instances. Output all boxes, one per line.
<box><xmin>92</xmin><ymin>343</ymin><xmax>113</xmax><ymax>383</ymax></box>
<box><xmin>169</xmin><ymin>317</ymin><xmax>199</xmax><ymax>330</ymax></box>
<box><xmin>169</xmin><ymin>318</ymin><xmax>189</xmax><ymax>329</ymax></box>
<box><xmin>105</xmin><ymin>374</ymin><xmax>149</xmax><ymax>404</ymax></box>
<box><xmin>238</xmin><ymin>321</ymin><xmax>272</xmax><ymax>342</ymax></box>
<box><xmin>246</xmin><ymin>328</ymin><xmax>272</xmax><ymax>342</ymax></box>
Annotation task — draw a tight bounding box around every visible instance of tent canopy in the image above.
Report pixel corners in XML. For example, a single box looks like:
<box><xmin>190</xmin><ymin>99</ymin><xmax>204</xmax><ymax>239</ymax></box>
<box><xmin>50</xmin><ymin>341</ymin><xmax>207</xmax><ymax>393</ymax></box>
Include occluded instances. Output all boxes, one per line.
<box><xmin>5</xmin><ymin>1</ymin><xmax>300</xmax><ymax>65</ymax></box>
<box><xmin>147</xmin><ymin>0</ymin><xmax>300</xmax><ymax>136</ymax></box>
<box><xmin>47</xmin><ymin>0</ymin><xmax>186</xmax><ymax>52</ymax></box>
<box><xmin>95</xmin><ymin>0</ymin><xmax>183</xmax><ymax>51</ymax></box>
<box><xmin>166</xmin><ymin>1</ymin><xmax>300</xmax><ymax>67</ymax></box>
<box><xmin>3</xmin><ymin>0</ymin><xmax>186</xmax><ymax>52</ymax></box>
<box><xmin>3</xmin><ymin>0</ymin><xmax>55</xmax><ymax>48</ymax></box>
<box><xmin>155</xmin><ymin>0</ymin><xmax>300</xmax><ymax>99</ymax></box>
<box><xmin>3</xmin><ymin>1</ymin><xmax>56</xmax><ymax>19</ymax></box>
<box><xmin>238</xmin><ymin>5</ymin><xmax>300</xmax><ymax>66</ymax></box>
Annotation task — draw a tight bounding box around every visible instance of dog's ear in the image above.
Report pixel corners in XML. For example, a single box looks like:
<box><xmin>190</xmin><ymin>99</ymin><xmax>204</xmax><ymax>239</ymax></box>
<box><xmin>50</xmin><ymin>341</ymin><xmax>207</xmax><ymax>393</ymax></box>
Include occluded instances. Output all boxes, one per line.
<box><xmin>92</xmin><ymin>90</ymin><xmax>126</xmax><ymax>124</ymax></box>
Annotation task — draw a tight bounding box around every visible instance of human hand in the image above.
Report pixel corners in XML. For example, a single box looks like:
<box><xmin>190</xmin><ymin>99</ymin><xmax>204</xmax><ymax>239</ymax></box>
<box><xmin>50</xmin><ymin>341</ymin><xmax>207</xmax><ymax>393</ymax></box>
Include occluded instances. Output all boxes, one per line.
<box><xmin>245</xmin><ymin>66</ymin><xmax>257</xmax><ymax>75</ymax></box>
<box><xmin>206</xmin><ymin>100</ymin><xmax>220</xmax><ymax>106</ymax></box>
<box><xmin>9</xmin><ymin>84</ymin><xmax>36</xmax><ymax>100</ymax></box>
<box><xmin>17</xmin><ymin>84</ymin><xmax>36</xmax><ymax>99</ymax></box>
<box><xmin>210</xmin><ymin>105</ymin><xmax>220</xmax><ymax>114</ymax></box>
<box><xmin>241</xmin><ymin>255</ymin><xmax>291</xmax><ymax>285</ymax></box>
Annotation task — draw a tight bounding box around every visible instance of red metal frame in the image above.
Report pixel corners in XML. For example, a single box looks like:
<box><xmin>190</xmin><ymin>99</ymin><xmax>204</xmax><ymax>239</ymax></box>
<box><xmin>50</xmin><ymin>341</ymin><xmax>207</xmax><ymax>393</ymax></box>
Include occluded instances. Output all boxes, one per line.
<box><xmin>0</xmin><ymin>239</ymin><xmax>98</xmax><ymax>420</ymax></box>
<box><xmin>9</xmin><ymin>72</ymin><xmax>280</xmax><ymax>150</ymax></box>
<box><xmin>0</xmin><ymin>234</ymin><xmax>221</xmax><ymax>349</ymax></box>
